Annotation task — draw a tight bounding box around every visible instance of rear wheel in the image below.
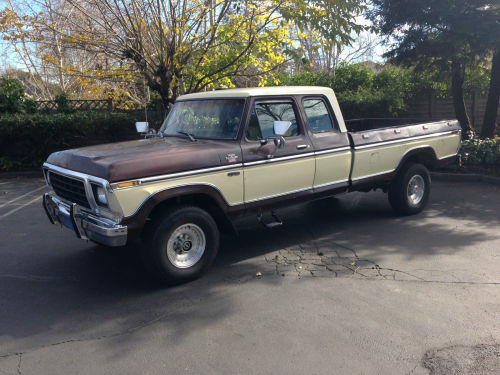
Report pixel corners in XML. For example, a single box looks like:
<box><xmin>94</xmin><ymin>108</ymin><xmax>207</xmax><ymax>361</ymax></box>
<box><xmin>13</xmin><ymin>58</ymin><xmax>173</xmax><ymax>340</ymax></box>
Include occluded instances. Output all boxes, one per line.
<box><xmin>388</xmin><ymin>163</ymin><xmax>431</xmax><ymax>215</ymax></box>
<box><xmin>142</xmin><ymin>205</ymin><xmax>219</xmax><ymax>284</ymax></box>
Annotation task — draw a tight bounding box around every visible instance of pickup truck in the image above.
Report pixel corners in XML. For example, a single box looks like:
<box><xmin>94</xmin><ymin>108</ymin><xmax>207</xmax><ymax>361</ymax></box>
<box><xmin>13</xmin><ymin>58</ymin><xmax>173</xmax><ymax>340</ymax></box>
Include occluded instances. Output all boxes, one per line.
<box><xmin>42</xmin><ymin>86</ymin><xmax>461</xmax><ymax>283</ymax></box>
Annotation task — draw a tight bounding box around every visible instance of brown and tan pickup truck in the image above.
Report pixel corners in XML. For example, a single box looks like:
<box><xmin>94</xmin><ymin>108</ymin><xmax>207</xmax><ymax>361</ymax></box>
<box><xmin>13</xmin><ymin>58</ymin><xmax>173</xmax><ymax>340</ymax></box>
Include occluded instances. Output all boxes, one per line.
<box><xmin>42</xmin><ymin>86</ymin><xmax>461</xmax><ymax>283</ymax></box>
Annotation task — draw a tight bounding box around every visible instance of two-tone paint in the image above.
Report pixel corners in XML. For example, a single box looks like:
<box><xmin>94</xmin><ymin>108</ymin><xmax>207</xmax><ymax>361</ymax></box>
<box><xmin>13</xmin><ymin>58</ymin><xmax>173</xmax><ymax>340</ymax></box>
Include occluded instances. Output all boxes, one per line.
<box><xmin>43</xmin><ymin>86</ymin><xmax>461</xmax><ymax>245</ymax></box>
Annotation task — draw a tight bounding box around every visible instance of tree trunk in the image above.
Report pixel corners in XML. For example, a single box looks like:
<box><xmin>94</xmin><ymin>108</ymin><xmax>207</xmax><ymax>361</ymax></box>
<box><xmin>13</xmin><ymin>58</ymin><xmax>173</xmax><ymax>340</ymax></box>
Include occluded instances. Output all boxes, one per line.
<box><xmin>481</xmin><ymin>49</ymin><xmax>500</xmax><ymax>138</ymax></box>
<box><xmin>451</xmin><ymin>59</ymin><xmax>472</xmax><ymax>137</ymax></box>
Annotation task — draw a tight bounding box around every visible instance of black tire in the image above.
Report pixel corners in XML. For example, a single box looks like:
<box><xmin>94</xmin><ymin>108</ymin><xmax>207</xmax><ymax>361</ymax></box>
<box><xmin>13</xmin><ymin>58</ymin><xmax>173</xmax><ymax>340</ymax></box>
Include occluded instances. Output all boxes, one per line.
<box><xmin>142</xmin><ymin>205</ymin><xmax>219</xmax><ymax>284</ymax></box>
<box><xmin>388</xmin><ymin>163</ymin><xmax>431</xmax><ymax>216</ymax></box>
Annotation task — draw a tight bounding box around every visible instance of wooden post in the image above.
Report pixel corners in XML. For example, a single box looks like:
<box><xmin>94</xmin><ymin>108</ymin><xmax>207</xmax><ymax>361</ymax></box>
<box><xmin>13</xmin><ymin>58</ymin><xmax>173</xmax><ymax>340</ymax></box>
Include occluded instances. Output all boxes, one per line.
<box><xmin>470</xmin><ymin>91</ymin><xmax>477</xmax><ymax>130</ymax></box>
<box><xmin>427</xmin><ymin>90</ymin><xmax>434</xmax><ymax>119</ymax></box>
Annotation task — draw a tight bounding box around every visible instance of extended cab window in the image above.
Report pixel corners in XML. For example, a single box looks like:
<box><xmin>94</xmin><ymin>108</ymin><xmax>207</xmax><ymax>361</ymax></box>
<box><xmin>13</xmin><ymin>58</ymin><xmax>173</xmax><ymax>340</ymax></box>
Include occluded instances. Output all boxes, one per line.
<box><xmin>303</xmin><ymin>98</ymin><xmax>334</xmax><ymax>132</ymax></box>
<box><xmin>246</xmin><ymin>102</ymin><xmax>299</xmax><ymax>140</ymax></box>
<box><xmin>161</xmin><ymin>99</ymin><xmax>244</xmax><ymax>139</ymax></box>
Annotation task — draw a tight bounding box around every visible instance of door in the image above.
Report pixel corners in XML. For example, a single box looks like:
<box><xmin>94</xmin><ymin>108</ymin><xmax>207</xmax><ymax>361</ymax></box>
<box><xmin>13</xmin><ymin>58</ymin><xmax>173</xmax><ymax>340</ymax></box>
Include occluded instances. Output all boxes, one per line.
<box><xmin>241</xmin><ymin>98</ymin><xmax>315</xmax><ymax>204</ymax></box>
<box><xmin>301</xmin><ymin>96</ymin><xmax>352</xmax><ymax>192</ymax></box>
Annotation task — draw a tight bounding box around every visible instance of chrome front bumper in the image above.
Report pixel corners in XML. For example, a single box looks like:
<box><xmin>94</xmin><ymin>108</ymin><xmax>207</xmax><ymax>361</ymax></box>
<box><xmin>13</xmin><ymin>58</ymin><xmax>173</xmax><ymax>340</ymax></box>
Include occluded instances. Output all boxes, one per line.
<box><xmin>43</xmin><ymin>193</ymin><xmax>127</xmax><ymax>247</ymax></box>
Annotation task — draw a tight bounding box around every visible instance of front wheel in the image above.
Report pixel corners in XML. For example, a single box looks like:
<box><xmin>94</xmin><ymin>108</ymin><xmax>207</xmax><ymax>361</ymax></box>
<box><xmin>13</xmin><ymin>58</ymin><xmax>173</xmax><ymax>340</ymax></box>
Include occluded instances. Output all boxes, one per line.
<box><xmin>388</xmin><ymin>163</ymin><xmax>431</xmax><ymax>216</ymax></box>
<box><xmin>142</xmin><ymin>205</ymin><xmax>219</xmax><ymax>284</ymax></box>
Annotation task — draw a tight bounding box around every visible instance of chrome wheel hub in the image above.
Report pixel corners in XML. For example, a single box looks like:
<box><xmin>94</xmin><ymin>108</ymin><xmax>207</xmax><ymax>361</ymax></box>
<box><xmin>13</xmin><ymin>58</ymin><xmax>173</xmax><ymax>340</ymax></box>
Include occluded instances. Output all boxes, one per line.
<box><xmin>407</xmin><ymin>175</ymin><xmax>425</xmax><ymax>206</ymax></box>
<box><xmin>166</xmin><ymin>223</ymin><xmax>206</xmax><ymax>268</ymax></box>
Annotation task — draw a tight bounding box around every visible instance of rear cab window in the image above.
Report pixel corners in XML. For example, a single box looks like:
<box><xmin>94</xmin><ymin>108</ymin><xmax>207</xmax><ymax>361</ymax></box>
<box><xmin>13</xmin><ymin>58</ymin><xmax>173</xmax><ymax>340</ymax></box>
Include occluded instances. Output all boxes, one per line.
<box><xmin>302</xmin><ymin>98</ymin><xmax>337</xmax><ymax>133</ymax></box>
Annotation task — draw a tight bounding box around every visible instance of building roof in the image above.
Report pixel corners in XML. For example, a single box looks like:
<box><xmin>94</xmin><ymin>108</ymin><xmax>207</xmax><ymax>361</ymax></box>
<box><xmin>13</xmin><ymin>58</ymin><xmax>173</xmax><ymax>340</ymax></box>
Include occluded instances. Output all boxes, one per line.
<box><xmin>177</xmin><ymin>86</ymin><xmax>335</xmax><ymax>100</ymax></box>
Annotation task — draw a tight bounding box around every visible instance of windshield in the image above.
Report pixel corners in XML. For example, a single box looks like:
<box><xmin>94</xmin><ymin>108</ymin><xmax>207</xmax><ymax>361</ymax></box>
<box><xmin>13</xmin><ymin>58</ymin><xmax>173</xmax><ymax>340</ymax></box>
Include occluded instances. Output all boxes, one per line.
<box><xmin>161</xmin><ymin>99</ymin><xmax>245</xmax><ymax>140</ymax></box>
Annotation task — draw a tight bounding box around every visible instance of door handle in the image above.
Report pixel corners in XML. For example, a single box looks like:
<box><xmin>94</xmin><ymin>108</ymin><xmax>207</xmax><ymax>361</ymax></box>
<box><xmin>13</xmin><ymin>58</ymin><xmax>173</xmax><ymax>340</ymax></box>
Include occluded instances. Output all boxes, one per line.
<box><xmin>296</xmin><ymin>144</ymin><xmax>309</xmax><ymax>150</ymax></box>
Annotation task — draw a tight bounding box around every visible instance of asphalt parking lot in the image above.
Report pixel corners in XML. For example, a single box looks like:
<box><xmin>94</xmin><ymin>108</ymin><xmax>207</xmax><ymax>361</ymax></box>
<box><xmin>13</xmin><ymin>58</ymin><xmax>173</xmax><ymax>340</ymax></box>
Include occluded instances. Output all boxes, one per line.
<box><xmin>0</xmin><ymin>177</ymin><xmax>499</xmax><ymax>375</ymax></box>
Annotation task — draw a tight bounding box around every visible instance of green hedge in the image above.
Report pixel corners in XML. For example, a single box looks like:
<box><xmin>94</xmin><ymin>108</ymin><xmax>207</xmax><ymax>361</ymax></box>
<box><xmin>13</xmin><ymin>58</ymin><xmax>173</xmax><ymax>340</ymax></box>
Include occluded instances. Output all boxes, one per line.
<box><xmin>460</xmin><ymin>137</ymin><xmax>500</xmax><ymax>167</ymax></box>
<box><xmin>0</xmin><ymin>111</ymin><xmax>138</xmax><ymax>171</ymax></box>
<box><xmin>273</xmin><ymin>65</ymin><xmax>410</xmax><ymax>118</ymax></box>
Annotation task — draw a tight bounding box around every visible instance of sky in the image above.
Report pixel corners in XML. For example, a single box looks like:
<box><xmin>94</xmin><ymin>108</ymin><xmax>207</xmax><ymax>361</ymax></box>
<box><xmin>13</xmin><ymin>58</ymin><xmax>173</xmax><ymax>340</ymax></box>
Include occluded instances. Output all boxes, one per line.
<box><xmin>0</xmin><ymin>2</ymin><xmax>387</xmax><ymax>75</ymax></box>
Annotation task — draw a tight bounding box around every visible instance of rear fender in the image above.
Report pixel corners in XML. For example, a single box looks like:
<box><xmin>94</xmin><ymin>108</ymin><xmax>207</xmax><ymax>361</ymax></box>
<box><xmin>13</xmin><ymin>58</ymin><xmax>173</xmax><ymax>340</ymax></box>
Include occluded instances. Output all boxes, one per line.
<box><xmin>395</xmin><ymin>147</ymin><xmax>438</xmax><ymax>174</ymax></box>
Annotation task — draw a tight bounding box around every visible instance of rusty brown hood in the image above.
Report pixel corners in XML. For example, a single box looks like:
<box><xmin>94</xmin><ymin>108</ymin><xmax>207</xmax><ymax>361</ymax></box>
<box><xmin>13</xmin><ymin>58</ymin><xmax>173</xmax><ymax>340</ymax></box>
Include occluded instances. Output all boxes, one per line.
<box><xmin>46</xmin><ymin>137</ymin><xmax>243</xmax><ymax>182</ymax></box>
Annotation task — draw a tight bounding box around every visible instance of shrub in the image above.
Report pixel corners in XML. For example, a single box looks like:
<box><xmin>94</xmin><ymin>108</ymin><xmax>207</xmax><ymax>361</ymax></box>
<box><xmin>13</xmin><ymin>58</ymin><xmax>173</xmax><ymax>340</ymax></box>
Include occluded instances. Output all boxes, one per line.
<box><xmin>274</xmin><ymin>64</ymin><xmax>411</xmax><ymax>118</ymax></box>
<box><xmin>460</xmin><ymin>137</ymin><xmax>500</xmax><ymax>167</ymax></box>
<box><xmin>0</xmin><ymin>77</ymin><xmax>29</xmax><ymax>113</ymax></box>
<box><xmin>54</xmin><ymin>93</ymin><xmax>73</xmax><ymax>113</ymax></box>
<box><xmin>0</xmin><ymin>111</ymin><xmax>138</xmax><ymax>171</ymax></box>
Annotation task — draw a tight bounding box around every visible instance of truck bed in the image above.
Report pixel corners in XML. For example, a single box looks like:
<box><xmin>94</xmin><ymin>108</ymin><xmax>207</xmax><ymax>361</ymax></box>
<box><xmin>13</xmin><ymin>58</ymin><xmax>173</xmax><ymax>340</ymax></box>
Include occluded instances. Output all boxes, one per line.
<box><xmin>344</xmin><ymin>118</ymin><xmax>462</xmax><ymax>184</ymax></box>
<box><xmin>346</xmin><ymin>118</ymin><xmax>460</xmax><ymax>147</ymax></box>
<box><xmin>345</xmin><ymin>118</ymin><xmax>437</xmax><ymax>133</ymax></box>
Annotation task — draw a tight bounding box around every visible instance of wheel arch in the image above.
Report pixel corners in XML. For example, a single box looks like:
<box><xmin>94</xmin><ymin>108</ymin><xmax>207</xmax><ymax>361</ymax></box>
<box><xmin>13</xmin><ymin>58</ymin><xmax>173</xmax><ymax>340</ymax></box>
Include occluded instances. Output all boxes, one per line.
<box><xmin>395</xmin><ymin>146</ymin><xmax>438</xmax><ymax>174</ymax></box>
<box><xmin>122</xmin><ymin>184</ymin><xmax>240</xmax><ymax>241</ymax></box>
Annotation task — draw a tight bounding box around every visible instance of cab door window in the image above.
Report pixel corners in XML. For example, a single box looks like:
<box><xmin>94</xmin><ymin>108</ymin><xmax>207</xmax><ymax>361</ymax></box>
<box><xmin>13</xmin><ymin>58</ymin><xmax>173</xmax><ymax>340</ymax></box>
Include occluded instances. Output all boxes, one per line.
<box><xmin>246</xmin><ymin>102</ymin><xmax>299</xmax><ymax>140</ymax></box>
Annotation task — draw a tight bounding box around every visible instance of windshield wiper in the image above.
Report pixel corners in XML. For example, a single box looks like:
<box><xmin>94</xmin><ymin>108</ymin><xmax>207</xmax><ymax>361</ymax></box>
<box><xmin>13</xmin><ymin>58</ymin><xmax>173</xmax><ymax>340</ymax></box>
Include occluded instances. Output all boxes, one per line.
<box><xmin>177</xmin><ymin>131</ymin><xmax>197</xmax><ymax>142</ymax></box>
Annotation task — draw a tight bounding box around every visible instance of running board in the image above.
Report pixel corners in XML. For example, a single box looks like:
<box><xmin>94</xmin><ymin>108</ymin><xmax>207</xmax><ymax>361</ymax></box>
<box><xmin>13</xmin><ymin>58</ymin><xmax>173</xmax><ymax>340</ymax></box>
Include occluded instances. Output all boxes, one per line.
<box><xmin>257</xmin><ymin>210</ymin><xmax>283</xmax><ymax>229</ymax></box>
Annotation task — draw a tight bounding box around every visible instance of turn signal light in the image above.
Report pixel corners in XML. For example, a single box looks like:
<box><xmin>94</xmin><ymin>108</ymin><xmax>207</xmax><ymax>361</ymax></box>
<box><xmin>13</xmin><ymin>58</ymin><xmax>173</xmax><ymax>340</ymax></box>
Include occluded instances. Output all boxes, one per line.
<box><xmin>116</xmin><ymin>180</ymin><xmax>139</xmax><ymax>188</ymax></box>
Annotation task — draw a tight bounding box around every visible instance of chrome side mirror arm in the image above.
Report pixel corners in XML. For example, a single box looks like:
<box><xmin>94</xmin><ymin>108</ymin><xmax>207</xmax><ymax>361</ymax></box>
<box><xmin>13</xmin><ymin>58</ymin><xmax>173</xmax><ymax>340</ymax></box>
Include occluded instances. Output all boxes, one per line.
<box><xmin>259</xmin><ymin>135</ymin><xmax>286</xmax><ymax>148</ymax></box>
<box><xmin>273</xmin><ymin>135</ymin><xmax>286</xmax><ymax>148</ymax></box>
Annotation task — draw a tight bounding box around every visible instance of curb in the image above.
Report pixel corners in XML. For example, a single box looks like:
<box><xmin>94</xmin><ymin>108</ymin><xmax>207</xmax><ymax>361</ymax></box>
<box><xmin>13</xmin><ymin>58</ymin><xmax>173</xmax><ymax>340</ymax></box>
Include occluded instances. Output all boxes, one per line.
<box><xmin>431</xmin><ymin>172</ymin><xmax>500</xmax><ymax>186</ymax></box>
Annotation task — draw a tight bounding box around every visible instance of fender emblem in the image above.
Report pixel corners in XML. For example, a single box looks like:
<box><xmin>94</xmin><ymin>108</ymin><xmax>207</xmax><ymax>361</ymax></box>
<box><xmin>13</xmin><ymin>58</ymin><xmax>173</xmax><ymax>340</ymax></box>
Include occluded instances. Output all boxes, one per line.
<box><xmin>225</xmin><ymin>153</ymin><xmax>239</xmax><ymax>163</ymax></box>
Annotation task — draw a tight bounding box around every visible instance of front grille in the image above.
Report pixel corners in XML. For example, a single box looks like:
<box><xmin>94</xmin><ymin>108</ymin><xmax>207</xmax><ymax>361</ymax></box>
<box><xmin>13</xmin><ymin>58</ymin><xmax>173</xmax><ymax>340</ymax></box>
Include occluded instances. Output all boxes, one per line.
<box><xmin>49</xmin><ymin>171</ymin><xmax>91</xmax><ymax>208</ymax></box>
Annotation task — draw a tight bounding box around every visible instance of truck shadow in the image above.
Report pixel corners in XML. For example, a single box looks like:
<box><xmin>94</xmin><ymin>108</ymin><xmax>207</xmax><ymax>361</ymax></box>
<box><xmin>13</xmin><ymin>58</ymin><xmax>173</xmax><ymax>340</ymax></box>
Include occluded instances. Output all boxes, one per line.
<box><xmin>0</xmin><ymin>182</ymin><xmax>498</xmax><ymax>359</ymax></box>
<box><xmin>217</xmin><ymin>181</ymin><xmax>499</xmax><ymax>269</ymax></box>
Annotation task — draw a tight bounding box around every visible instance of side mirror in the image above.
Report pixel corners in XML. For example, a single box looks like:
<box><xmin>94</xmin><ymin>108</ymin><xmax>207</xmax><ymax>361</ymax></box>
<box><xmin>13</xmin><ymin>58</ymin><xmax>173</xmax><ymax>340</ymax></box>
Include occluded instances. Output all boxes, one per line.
<box><xmin>274</xmin><ymin>121</ymin><xmax>292</xmax><ymax>136</ymax></box>
<box><xmin>135</xmin><ymin>122</ymin><xmax>149</xmax><ymax>133</ymax></box>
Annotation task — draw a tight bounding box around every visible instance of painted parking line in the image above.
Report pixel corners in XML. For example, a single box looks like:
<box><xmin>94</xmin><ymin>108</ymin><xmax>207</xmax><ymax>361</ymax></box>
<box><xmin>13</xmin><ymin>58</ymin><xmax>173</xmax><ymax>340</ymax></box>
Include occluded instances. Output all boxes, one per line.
<box><xmin>0</xmin><ymin>195</ymin><xmax>43</xmax><ymax>220</ymax></box>
<box><xmin>0</xmin><ymin>185</ymin><xmax>46</xmax><ymax>209</ymax></box>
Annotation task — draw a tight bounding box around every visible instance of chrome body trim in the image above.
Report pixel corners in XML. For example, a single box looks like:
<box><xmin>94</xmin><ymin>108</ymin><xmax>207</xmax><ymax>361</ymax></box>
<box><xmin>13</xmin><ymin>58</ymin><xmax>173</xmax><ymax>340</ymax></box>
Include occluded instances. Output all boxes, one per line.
<box><xmin>112</xmin><ymin>163</ymin><xmax>243</xmax><ymax>189</ymax></box>
<box><xmin>313</xmin><ymin>179</ymin><xmax>349</xmax><ymax>189</ymax></box>
<box><xmin>139</xmin><ymin>164</ymin><xmax>243</xmax><ymax>184</ymax></box>
<box><xmin>243</xmin><ymin>152</ymin><xmax>315</xmax><ymax>167</ymax></box>
<box><xmin>353</xmin><ymin>131</ymin><xmax>459</xmax><ymax>150</ymax></box>
<box><xmin>314</xmin><ymin>147</ymin><xmax>351</xmax><ymax>155</ymax></box>
<box><xmin>43</xmin><ymin>193</ymin><xmax>127</xmax><ymax>247</ymax></box>
<box><xmin>351</xmin><ymin>170</ymin><xmax>394</xmax><ymax>182</ymax></box>
<box><xmin>114</xmin><ymin>147</ymin><xmax>351</xmax><ymax>188</ymax></box>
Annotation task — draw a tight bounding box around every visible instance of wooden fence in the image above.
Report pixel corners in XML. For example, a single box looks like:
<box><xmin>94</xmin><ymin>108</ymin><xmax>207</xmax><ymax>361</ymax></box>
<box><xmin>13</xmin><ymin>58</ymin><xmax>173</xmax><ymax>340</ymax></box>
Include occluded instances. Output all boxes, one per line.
<box><xmin>401</xmin><ymin>92</ymin><xmax>500</xmax><ymax>135</ymax></box>
<box><xmin>35</xmin><ymin>99</ymin><xmax>167</xmax><ymax>125</ymax></box>
<box><xmin>36</xmin><ymin>99</ymin><xmax>114</xmax><ymax>112</ymax></box>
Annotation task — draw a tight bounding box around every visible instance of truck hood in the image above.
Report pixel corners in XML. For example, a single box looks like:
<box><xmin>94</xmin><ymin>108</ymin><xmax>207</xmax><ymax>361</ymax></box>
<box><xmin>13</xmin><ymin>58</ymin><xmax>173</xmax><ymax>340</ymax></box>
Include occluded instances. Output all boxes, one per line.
<box><xmin>46</xmin><ymin>137</ymin><xmax>242</xmax><ymax>182</ymax></box>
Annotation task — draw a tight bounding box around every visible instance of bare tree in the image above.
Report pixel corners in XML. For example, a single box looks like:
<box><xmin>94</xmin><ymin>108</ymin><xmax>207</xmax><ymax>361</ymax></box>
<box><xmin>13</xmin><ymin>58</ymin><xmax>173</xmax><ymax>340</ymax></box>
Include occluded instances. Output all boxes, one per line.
<box><xmin>30</xmin><ymin>0</ymin><xmax>295</xmax><ymax>106</ymax></box>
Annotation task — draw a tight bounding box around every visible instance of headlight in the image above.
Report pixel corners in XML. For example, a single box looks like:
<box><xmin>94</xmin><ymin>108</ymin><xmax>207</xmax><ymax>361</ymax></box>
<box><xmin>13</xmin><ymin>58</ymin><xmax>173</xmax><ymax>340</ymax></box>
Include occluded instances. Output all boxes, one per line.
<box><xmin>91</xmin><ymin>184</ymin><xmax>108</xmax><ymax>207</ymax></box>
<box><xmin>96</xmin><ymin>187</ymin><xmax>107</xmax><ymax>205</ymax></box>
